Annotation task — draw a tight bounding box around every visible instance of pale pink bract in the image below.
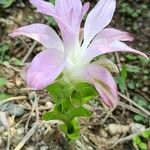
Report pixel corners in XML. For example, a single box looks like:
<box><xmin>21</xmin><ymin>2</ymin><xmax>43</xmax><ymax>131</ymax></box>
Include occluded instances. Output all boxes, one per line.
<box><xmin>9</xmin><ymin>0</ymin><xmax>148</xmax><ymax>108</ymax></box>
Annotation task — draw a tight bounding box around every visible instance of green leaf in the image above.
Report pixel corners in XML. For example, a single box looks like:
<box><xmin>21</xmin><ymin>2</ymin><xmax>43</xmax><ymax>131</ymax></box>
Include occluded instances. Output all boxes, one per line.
<box><xmin>48</xmin><ymin>0</ymin><xmax>55</xmax><ymax>4</ymax></box>
<box><xmin>44</xmin><ymin>16</ymin><xmax>57</xmax><ymax>26</ymax></box>
<box><xmin>126</xmin><ymin>65</ymin><xmax>141</xmax><ymax>73</ymax></box>
<box><xmin>134</xmin><ymin>115</ymin><xmax>145</xmax><ymax>123</ymax></box>
<box><xmin>75</xmin><ymin>82</ymin><xmax>98</xmax><ymax>98</ymax></box>
<box><xmin>67</xmin><ymin>119</ymin><xmax>80</xmax><ymax>140</ymax></box>
<box><xmin>71</xmin><ymin>82</ymin><xmax>98</xmax><ymax>106</ymax></box>
<box><xmin>42</xmin><ymin>104</ymin><xmax>68</xmax><ymax>123</ymax></box>
<box><xmin>133</xmin><ymin>95</ymin><xmax>148</xmax><ymax>109</ymax></box>
<box><xmin>138</xmin><ymin>56</ymin><xmax>149</xmax><ymax>64</ymax></box>
<box><xmin>142</xmin><ymin>130</ymin><xmax>150</xmax><ymax>139</ymax></box>
<box><xmin>15</xmin><ymin>59</ymin><xmax>24</xmax><ymax>66</ymax></box>
<box><xmin>117</xmin><ymin>76</ymin><xmax>126</xmax><ymax>93</ymax></box>
<box><xmin>43</xmin><ymin>112</ymin><xmax>68</xmax><ymax>123</ymax></box>
<box><xmin>59</xmin><ymin>119</ymin><xmax>80</xmax><ymax>141</ymax></box>
<box><xmin>66</xmin><ymin>106</ymin><xmax>91</xmax><ymax>120</ymax></box>
<box><xmin>138</xmin><ymin>142</ymin><xmax>147</xmax><ymax>150</ymax></box>
<box><xmin>127</xmin><ymin>81</ymin><xmax>135</xmax><ymax>89</ymax></box>
<box><xmin>47</xmin><ymin>81</ymin><xmax>74</xmax><ymax>104</ymax></box>
<box><xmin>59</xmin><ymin>124</ymin><xmax>67</xmax><ymax>133</ymax></box>
<box><xmin>61</xmin><ymin>99</ymin><xmax>73</xmax><ymax>113</ymax></box>
<box><xmin>121</xmin><ymin>65</ymin><xmax>127</xmax><ymax>80</ymax></box>
<box><xmin>133</xmin><ymin>136</ymin><xmax>141</xmax><ymax>144</ymax></box>
<box><xmin>0</xmin><ymin>0</ymin><xmax>15</xmax><ymax>8</ymax></box>
<box><xmin>116</xmin><ymin>65</ymin><xmax>127</xmax><ymax>93</ymax></box>
<box><xmin>0</xmin><ymin>77</ymin><xmax>7</xmax><ymax>87</ymax></box>
<box><xmin>0</xmin><ymin>43</ymin><xmax>10</xmax><ymax>61</ymax></box>
<box><xmin>137</xmin><ymin>100</ymin><xmax>148</xmax><ymax>109</ymax></box>
<box><xmin>0</xmin><ymin>44</ymin><xmax>10</xmax><ymax>52</ymax></box>
<box><xmin>126</xmin><ymin>54</ymin><xmax>138</xmax><ymax>60</ymax></box>
<box><xmin>0</xmin><ymin>93</ymin><xmax>10</xmax><ymax>100</ymax></box>
<box><xmin>67</xmin><ymin>128</ymin><xmax>80</xmax><ymax>141</ymax></box>
<box><xmin>141</xmin><ymin>4</ymin><xmax>148</xmax><ymax>9</ymax></box>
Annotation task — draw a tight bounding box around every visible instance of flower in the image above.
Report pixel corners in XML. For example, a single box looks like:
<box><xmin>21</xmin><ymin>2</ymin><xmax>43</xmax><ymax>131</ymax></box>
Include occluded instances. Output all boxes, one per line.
<box><xmin>9</xmin><ymin>0</ymin><xmax>148</xmax><ymax>108</ymax></box>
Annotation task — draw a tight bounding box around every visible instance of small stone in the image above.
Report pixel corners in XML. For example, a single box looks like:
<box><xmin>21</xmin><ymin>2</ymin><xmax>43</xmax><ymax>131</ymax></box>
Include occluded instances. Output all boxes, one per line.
<box><xmin>17</xmin><ymin>127</ymin><xmax>24</xmax><ymax>135</ymax></box>
<box><xmin>142</xmin><ymin>87</ymin><xmax>148</xmax><ymax>92</ymax></box>
<box><xmin>2</xmin><ymin>131</ymin><xmax>8</xmax><ymax>141</ymax></box>
<box><xmin>3</xmin><ymin>131</ymin><xmax>8</xmax><ymax>136</ymax></box>
<box><xmin>130</xmin><ymin>123</ymin><xmax>145</xmax><ymax>134</ymax></box>
<box><xmin>3</xmin><ymin>103</ymin><xmax>25</xmax><ymax>117</ymax></box>
<box><xmin>15</xmin><ymin>77</ymin><xmax>24</xmax><ymax>87</ymax></box>
<box><xmin>40</xmin><ymin>146</ymin><xmax>49</xmax><ymax>150</ymax></box>
<box><xmin>6</xmin><ymin>82</ymin><xmax>15</xmax><ymax>88</ymax></box>
<box><xmin>100</xmin><ymin>129</ymin><xmax>108</xmax><ymax>138</ymax></box>
<box><xmin>106</xmin><ymin>124</ymin><xmax>130</xmax><ymax>135</ymax></box>
<box><xmin>45</xmin><ymin>102</ymin><xmax>53</xmax><ymax>108</ymax></box>
<box><xmin>88</xmin><ymin>146</ymin><xmax>94</xmax><ymax>150</ymax></box>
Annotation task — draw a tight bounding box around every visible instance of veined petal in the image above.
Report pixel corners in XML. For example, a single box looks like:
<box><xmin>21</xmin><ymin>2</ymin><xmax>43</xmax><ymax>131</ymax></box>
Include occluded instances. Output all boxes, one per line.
<box><xmin>55</xmin><ymin>0</ymin><xmax>82</xmax><ymax>30</ymax></box>
<box><xmin>84</xmin><ymin>0</ymin><xmax>116</xmax><ymax>45</ymax></box>
<box><xmin>9</xmin><ymin>23</ymin><xmax>63</xmax><ymax>50</ymax></box>
<box><xmin>74</xmin><ymin>64</ymin><xmax>118</xmax><ymax>108</ymax></box>
<box><xmin>29</xmin><ymin>0</ymin><xmax>73</xmax><ymax>49</ymax></box>
<box><xmin>26</xmin><ymin>49</ymin><xmax>66</xmax><ymax>90</ymax></box>
<box><xmin>30</xmin><ymin>0</ymin><xmax>89</xmax><ymax>53</ymax></box>
<box><xmin>94</xmin><ymin>28</ymin><xmax>134</xmax><ymax>42</ymax></box>
<box><xmin>82</xmin><ymin>40</ymin><xmax>148</xmax><ymax>63</ymax></box>
<box><xmin>30</xmin><ymin>0</ymin><xmax>55</xmax><ymax>16</ymax></box>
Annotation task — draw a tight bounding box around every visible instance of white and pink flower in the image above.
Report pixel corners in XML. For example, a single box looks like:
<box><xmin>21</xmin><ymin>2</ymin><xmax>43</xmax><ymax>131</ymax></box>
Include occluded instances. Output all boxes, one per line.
<box><xmin>9</xmin><ymin>0</ymin><xmax>148</xmax><ymax>108</ymax></box>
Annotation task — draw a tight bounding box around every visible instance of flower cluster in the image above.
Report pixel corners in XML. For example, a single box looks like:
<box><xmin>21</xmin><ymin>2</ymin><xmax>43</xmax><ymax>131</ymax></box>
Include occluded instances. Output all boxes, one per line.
<box><xmin>9</xmin><ymin>0</ymin><xmax>147</xmax><ymax>108</ymax></box>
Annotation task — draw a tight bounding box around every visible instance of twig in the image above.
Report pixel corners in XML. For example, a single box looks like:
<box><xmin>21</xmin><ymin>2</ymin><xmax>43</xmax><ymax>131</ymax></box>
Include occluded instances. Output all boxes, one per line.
<box><xmin>100</xmin><ymin>109</ymin><xmax>114</xmax><ymax>125</ymax></box>
<box><xmin>25</xmin><ymin>92</ymin><xmax>39</xmax><ymax>131</ymax></box>
<box><xmin>34</xmin><ymin>92</ymin><xmax>39</xmax><ymax>122</ymax></box>
<box><xmin>115</xmin><ymin>52</ymin><xmax>121</xmax><ymax>71</ymax></box>
<box><xmin>25</xmin><ymin>107</ymin><xmax>35</xmax><ymax>132</ymax></box>
<box><xmin>19</xmin><ymin>37</ymin><xmax>30</xmax><ymax>49</ymax></box>
<box><xmin>118</xmin><ymin>92</ymin><xmax>150</xmax><ymax>116</ymax></box>
<box><xmin>1</xmin><ymin>62</ymin><xmax>21</xmax><ymax>72</ymax></box>
<box><xmin>0</xmin><ymin>112</ymin><xmax>11</xmax><ymax>150</ymax></box>
<box><xmin>118</xmin><ymin>101</ymin><xmax>148</xmax><ymax>118</ymax></box>
<box><xmin>136</xmin><ymin>90</ymin><xmax>150</xmax><ymax>102</ymax></box>
<box><xmin>110</xmin><ymin>127</ymin><xmax>150</xmax><ymax>149</ymax></box>
<box><xmin>20</xmin><ymin>87</ymin><xmax>34</xmax><ymax>91</ymax></box>
<box><xmin>0</xmin><ymin>96</ymin><xmax>27</xmax><ymax>105</ymax></box>
<box><xmin>15</xmin><ymin>113</ymin><xmax>30</xmax><ymax>128</ymax></box>
<box><xmin>22</xmin><ymin>41</ymin><xmax>37</xmax><ymax>63</ymax></box>
<box><xmin>6</xmin><ymin>114</ymin><xmax>11</xmax><ymax>150</ymax></box>
<box><xmin>14</xmin><ymin>122</ymin><xmax>40</xmax><ymax>150</ymax></box>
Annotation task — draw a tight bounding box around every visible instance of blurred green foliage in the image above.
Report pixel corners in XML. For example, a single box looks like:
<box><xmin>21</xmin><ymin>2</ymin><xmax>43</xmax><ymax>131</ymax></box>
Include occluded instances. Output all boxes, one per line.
<box><xmin>0</xmin><ymin>43</ymin><xmax>10</xmax><ymax>62</ymax></box>
<box><xmin>133</xmin><ymin>129</ymin><xmax>150</xmax><ymax>150</ymax></box>
<box><xmin>119</xmin><ymin>2</ymin><xmax>148</xmax><ymax>31</ymax></box>
<box><xmin>0</xmin><ymin>0</ymin><xmax>15</xmax><ymax>8</ymax></box>
<box><xmin>120</xmin><ymin>3</ymin><xmax>147</xmax><ymax>18</ymax></box>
